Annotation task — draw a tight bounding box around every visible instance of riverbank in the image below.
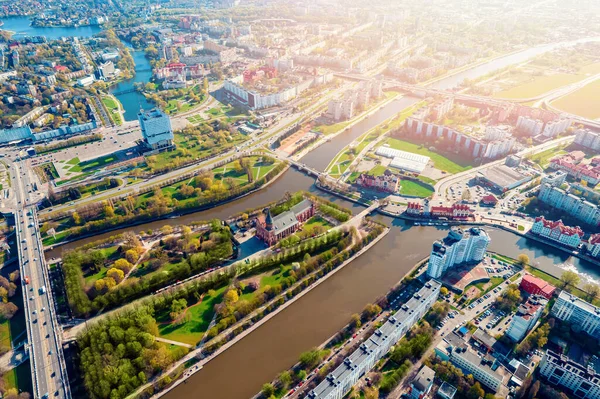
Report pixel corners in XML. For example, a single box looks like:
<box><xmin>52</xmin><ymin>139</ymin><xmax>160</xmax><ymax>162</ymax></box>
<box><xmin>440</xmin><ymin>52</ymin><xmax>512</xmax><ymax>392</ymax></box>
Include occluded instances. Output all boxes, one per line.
<box><xmin>44</xmin><ymin>163</ymin><xmax>291</xmax><ymax>251</ymax></box>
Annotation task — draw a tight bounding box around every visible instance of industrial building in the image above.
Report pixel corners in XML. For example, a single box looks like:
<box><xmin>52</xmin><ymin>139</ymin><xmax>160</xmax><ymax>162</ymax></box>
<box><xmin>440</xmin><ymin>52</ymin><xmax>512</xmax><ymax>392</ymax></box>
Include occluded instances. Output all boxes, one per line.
<box><xmin>308</xmin><ymin>280</ymin><xmax>441</xmax><ymax>399</ymax></box>
<box><xmin>476</xmin><ymin>165</ymin><xmax>536</xmax><ymax>192</ymax></box>
<box><xmin>375</xmin><ymin>146</ymin><xmax>431</xmax><ymax>174</ymax></box>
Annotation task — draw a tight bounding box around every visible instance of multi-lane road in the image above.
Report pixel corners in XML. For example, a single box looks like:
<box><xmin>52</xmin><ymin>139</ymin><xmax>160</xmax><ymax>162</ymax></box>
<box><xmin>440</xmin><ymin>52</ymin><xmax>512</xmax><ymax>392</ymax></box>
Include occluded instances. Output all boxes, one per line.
<box><xmin>12</xmin><ymin>160</ymin><xmax>70</xmax><ymax>399</ymax></box>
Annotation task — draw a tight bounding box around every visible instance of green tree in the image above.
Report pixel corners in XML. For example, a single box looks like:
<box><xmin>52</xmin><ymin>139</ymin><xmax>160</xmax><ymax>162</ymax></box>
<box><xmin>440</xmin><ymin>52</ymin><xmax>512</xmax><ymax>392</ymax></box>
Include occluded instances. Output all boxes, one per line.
<box><xmin>560</xmin><ymin>270</ymin><xmax>581</xmax><ymax>291</ymax></box>
<box><xmin>299</xmin><ymin>348</ymin><xmax>323</xmax><ymax>370</ymax></box>
<box><xmin>261</xmin><ymin>383</ymin><xmax>274</xmax><ymax>397</ymax></box>
<box><xmin>467</xmin><ymin>382</ymin><xmax>485</xmax><ymax>399</ymax></box>
<box><xmin>584</xmin><ymin>283</ymin><xmax>600</xmax><ymax>302</ymax></box>
<box><xmin>278</xmin><ymin>370</ymin><xmax>292</xmax><ymax>389</ymax></box>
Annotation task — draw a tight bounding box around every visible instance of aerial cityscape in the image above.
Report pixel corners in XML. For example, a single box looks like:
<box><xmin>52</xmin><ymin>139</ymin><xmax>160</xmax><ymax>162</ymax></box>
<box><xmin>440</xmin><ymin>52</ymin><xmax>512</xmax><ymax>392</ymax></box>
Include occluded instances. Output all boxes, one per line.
<box><xmin>1</xmin><ymin>0</ymin><xmax>600</xmax><ymax>399</ymax></box>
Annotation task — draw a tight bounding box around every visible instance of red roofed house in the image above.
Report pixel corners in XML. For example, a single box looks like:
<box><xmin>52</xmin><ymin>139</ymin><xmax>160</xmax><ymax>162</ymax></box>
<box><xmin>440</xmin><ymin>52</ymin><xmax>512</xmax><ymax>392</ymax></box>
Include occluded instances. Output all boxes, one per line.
<box><xmin>587</xmin><ymin>234</ymin><xmax>600</xmax><ymax>259</ymax></box>
<box><xmin>549</xmin><ymin>156</ymin><xmax>600</xmax><ymax>186</ymax></box>
<box><xmin>405</xmin><ymin>199</ymin><xmax>472</xmax><ymax>219</ymax></box>
<box><xmin>53</xmin><ymin>65</ymin><xmax>68</xmax><ymax>73</ymax></box>
<box><xmin>530</xmin><ymin>216</ymin><xmax>584</xmax><ymax>248</ymax></box>
<box><xmin>357</xmin><ymin>170</ymin><xmax>399</xmax><ymax>193</ymax></box>
<box><xmin>480</xmin><ymin>194</ymin><xmax>498</xmax><ymax>206</ymax></box>
<box><xmin>519</xmin><ymin>274</ymin><xmax>556</xmax><ymax>299</ymax></box>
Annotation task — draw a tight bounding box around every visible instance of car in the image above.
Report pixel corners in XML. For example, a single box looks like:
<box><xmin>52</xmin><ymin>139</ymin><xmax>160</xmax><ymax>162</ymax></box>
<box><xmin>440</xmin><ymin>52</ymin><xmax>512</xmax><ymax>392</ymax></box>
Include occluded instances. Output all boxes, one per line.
<box><xmin>41</xmin><ymin>307</ymin><xmax>45</xmax><ymax>312</ymax></box>
<box><xmin>32</xmin><ymin>310</ymin><xmax>37</xmax><ymax>315</ymax></box>
<box><xmin>48</xmin><ymin>350</ymin><xmax>52</xmax><ymax>355</ymax></box>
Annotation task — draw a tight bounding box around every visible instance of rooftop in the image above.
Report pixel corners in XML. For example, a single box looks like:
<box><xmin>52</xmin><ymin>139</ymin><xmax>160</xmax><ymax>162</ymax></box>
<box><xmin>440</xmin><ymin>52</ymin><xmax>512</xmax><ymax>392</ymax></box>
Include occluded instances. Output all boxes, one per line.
<box><xmin>412</xmin><ymin>365</ymin><xmax>435</xmax><ymax>392</ymax></box>
<box><xmin>478</xmin><ymin>165</ymin><xmax>531</xmax><ymax>189</ymax></box>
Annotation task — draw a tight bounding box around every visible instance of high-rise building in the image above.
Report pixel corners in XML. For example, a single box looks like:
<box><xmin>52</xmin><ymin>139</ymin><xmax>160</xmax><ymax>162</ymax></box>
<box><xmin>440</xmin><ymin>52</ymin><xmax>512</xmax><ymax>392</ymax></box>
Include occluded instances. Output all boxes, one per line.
<box><xmin>427</xmin><ymin>228</ymin><xmax>490</xmax><ymax>279</ymax></box>
<box><xmin>506</xmin><ymin>295</ymin><xmax>547</xmax><ymax>342</ymax></box>
<box><xmin>574</xmin><ymin>129</ymin><xmax>600</xmax><ymax>152</ymax></box>
<box><xmin>539</xmin><ymin>350</ymin><xmax>600</xmax><ymax>399</ymax></box>
<box><xmin>138</xmin><ymin>108</ymin><xmax>175</xmax><ymax>152</ymax></box>
<box><xmin>551</xmin><ymin>291</ymin><xmax>600</xmax><ymax>339</ymax></box>
<box><xmin>538</xmin><ymin>183</ymin><xmax>600</xmax><ymax>227</ymax></box>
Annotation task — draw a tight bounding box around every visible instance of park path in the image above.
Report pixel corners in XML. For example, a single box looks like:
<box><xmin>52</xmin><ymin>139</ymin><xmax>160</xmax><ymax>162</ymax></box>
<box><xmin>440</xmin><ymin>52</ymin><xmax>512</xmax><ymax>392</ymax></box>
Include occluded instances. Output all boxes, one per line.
<box><xmin>157</xmin><ymin>293</ymin><xmax>205</xmax><ymax>326</ymax></box>
<box><xmin>154</xmin><ymin>337</ymin><xmax>193</xmax><ymax>349</ymax></box>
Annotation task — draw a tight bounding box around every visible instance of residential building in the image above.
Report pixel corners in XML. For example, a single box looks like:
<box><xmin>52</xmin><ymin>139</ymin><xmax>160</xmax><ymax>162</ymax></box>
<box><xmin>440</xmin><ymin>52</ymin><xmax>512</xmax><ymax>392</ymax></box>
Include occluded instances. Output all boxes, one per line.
<box><xmin>437</xmin><ymin>382</ymin><xmax>457</xmax><ymax>399</ymax></box>
<box><xmin>357</xmin><ymin>170</ymin><xmax>400</xmax><ymax>193</ymax></box>
<box><xmin>516</xmin><ymin>115</ymin><xmax>543</xmax><ymax>137</ymax></box>
<box><xmin>539</xmin><ymin>349</ymin><xmax>600</xmax><ymax>399</ymax></box>
<box><xmin>549</xmin><ymin>155</ymin><xmax>600</xmax><ymax>187</ymax></box>
<box><xmin>519</xmin><ymin>274</ymin><xmax>556</xmax><ymax>299</ymax></box>
<box><xmin>138</xmin><ymin>108</ymin><xmax>175</xmax><ymax>152</ymax></box>
<box><xmin>574</xmin><ymin>129</ymin><xmax>600</xmax><ymax>152</ymax></box>
<box><xmin>77</xmin><ymin>75</ymin><xmax>95</xmax><ymax>87</ymax></box>
<box><xmin>484</xmin><ymin>125</ymin><xmax>511</xmax><ymax>141</ymax></box>
<box><xmin>436</xmin><ymin>334</ymin><xmax>505</xmax><ymax>392</ymax></box>
<box><xmin>542</xmin><ymin>118</ymin><xmax>571</xmax><ymax>138</ymax></box>
<box><xmin>255</xmin><ymin>200</ymin><xmax>314</xmax><ymax>246</ymax></box>
<box><xmin>480</xmin><ymin>194</ymin><xmax>499</xmax><ymax>206</ymax></box>
<box><xmin>551</xmin><ymin>291</ymin><xmax>600</xmax><ymax>339</ymax></box>
<box><xmin>328</xmin><ymin>99</ymin><xmax>343</xmax><ymax>121</ymax></box>
<box><xmin>11</xmin><ymin>49</ymin><xmax>19</xmax><ymax>68</ymax></box>
<box><xmin>308</xmin><ymin>280</ymin><xmax>441</xmax><ymax>399</ymax></box>
<box><xmin>530</xmin><ymin>217</ymin><xmax>584</xmax><ymax>248</ymax></box>
<box><xmin>506</xmin><ymin>295</ymin><xmax>548</xmax><ymax>342</ymax></box>
<box><xmin>426</xmin><ymin>227</ymin><xmax>490</xmax><ymax>279</ymax></box>
<box><xmin>587</xmin><ymin>234</ymin><xmax>600</xmax><ymax>258</ymax></box>
<box><xmin>542</xmin><ymin>171</ymin><xmax>568</xmax><ymax>187</ymax></box>
<box><xmin>430</xmin><ymin>97</ymin><xmax>454</xmax><ymax>121</ymax></box>
<box><xmin>406</xmin><ymin>199</ymin><xmax>472</xmax><ymax>220</ymax></box>
<box><xmin>410</xmin><ymin>366</ymin><xmax>435</xmax><ymax>399</ymax></box>
<box><xmin>538</xmin><ymin>183</ymin><xmax>600</xmax><ymax>226</ymax></box>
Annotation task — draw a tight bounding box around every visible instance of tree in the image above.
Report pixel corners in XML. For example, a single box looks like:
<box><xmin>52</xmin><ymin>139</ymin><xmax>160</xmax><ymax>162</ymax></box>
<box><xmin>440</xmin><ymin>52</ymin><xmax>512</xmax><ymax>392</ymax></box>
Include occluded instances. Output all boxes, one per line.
<box><xmin>161</xmin><ymin>225</ymin><xmax>174</xmax><ymax>235</ymax></box>
<box><xmin>169</xmin><ymin>298</ymin><xmax>187</xmax><ymax>321</ymax></box>
<box><xmin>584</xmin><ymin>283</ymin><xmax>600</xmax><ymax>301</ymax></box>
<box><xmin>528</xmin><ymin>380</ymin><xmax>540</xmax><ymax>399</ymax></box>
<box><xmin>299</xmin><ymin>348</ymin><xmax>323</xmax><ymax>369</ymax></box>
<box><xmin>350</xmin><ymin>313</ymin><xmax>361</xmax><ymax>330</ymax></box>
<box><xmin>440</xmin><ymin>287</ymin><xmax>449</xmax><ymax>296</ymax></box>
<box><xmin>114</xmin><ymin>258</ymin><xmax>133</xmax><ymax>273</ymax></box>
<box><xmin>467</xmin><ymin>382</ymin><xmax>485</xmax><ymax>399</ymax></box>
<box><xmin>517</xmin><ymin>254</ymin><xmax>530</xmax><ymax>267</ymax></box>
<box><xmin>560</xmin><ymin>270</ymin><xmax>581</xmax><ymax>291</ymax></box>
<box><xmin>363</xmin><ymin>303</ymin><xmax>382</xmax><ymax>319</ymax></box>
<box><xmin>107</xmin><ymin>268</ymin><xmax>125</xmax><ymax>284</ymax></box>
<box><xmin>278</xmin><ymin>371</ymin><xmax>292</xmax><ymax>388</ymax></box>
<box><xmin>72</xmin><ymin>211</ymin><xmax>82</xmax><ymax>225</ymax></box>
<box><xmin>224</xmin><ymin>289</ymin><xmax>239</xmax><ymax>305</ymax></box>
<box><xmin>261</xmin><ymin>383</ymin><xmax>274</xmax><ymax>397</ymax></box>
<box><xmin>125</xmin><ymin>249</ymin><xmax>140</xmax><ymax>264</ymax></box>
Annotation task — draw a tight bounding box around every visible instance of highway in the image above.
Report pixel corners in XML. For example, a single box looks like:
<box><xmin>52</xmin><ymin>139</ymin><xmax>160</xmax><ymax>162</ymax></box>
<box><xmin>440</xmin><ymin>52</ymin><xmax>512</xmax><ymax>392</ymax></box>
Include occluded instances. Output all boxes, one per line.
<box><xmin>12</xmin><ymin>160</ymin><xmax>70</xmax><ymax>399</ymax></box>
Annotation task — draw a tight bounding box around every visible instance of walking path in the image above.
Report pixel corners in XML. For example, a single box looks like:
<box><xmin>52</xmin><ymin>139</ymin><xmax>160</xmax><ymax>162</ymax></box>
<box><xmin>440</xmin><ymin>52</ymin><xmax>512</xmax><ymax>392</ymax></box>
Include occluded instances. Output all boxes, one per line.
<box><xmin>155</xmin><ymin>337</ymin><xmax>193</xmax><ymax>349</ymax></box>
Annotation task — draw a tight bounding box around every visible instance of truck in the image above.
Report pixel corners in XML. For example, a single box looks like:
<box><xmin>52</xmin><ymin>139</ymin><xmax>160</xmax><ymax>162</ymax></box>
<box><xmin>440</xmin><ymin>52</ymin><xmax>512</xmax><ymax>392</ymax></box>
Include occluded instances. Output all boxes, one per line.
<box><xmin>38</xmin><ymin>286</ymin><xmax>46</xmax><ymax>295</ymax></box>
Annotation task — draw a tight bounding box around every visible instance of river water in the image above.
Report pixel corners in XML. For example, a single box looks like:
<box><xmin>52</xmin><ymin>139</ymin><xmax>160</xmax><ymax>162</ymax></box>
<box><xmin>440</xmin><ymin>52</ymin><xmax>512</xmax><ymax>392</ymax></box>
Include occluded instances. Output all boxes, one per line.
<box><xmin>9</xmin><ymin>16</ymin><xmax>597</xmax><ymax>397</ymax></box>
<box><xmin>0</xmin><ymin>16</ymin><xmax>102</xmax><ymax>39</ymax></box>
<box><xmin>109</xmin><ymin>48</ymin><xmax>155</xmax><ymax>121</ymax></box>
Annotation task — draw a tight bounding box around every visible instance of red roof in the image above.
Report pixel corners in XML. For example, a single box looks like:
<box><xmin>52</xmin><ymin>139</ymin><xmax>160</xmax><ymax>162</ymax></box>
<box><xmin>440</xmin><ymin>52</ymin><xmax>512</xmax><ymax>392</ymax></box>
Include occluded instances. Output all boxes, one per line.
<box><xmin>481</xmin><ymin>194</ymin><xmax>498</xmax><ymax>204</ymax></box>
<box><xmin>589</xmin><ymin>234</ymin><xmax>600</xmax><ymax>245</ymax></box>
<box><xmin>521</xmin><ymin>274</ymin><xmax>556</xmax><ymax>296</ymax></box>
<box><xmin>534</xmin><ymin>217</ymin><xmax>584</xmax><ymax>237</ymax></box>
<box><xmin>53</xmin><ymin>65</ymin><xmax>68</xmax><ymax>72</ymax></box>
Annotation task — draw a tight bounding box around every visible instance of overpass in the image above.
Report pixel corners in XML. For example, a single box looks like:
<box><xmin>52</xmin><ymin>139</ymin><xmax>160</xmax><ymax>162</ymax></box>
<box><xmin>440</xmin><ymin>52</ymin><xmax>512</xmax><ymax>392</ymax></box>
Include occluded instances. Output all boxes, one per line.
<box><xmin>12</xmin><ymin>161</ymin><xmax>70</xmax><ymax>399</ymax></box>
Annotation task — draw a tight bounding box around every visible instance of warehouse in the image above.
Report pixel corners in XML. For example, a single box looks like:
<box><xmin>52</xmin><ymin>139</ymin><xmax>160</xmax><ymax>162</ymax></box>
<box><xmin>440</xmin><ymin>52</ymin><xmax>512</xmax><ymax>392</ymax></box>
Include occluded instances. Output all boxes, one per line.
<box><xmin>376</xmin><ymin>146</ymin><xmax>430</xmax><ymax>174</ymax></box>
<box><xmin>476</xmin><ymin>165</ymin><xmax>535</xmax><ymax>192</ymax></box>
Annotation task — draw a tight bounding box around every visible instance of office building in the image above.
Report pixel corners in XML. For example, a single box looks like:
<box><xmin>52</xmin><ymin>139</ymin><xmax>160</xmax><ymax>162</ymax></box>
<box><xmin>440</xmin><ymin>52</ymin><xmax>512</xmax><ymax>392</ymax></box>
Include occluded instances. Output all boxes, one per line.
<box><xmin>410</xmin><ymin>366</ymin><xmax>435</xmax><ymax>399</ymax></box>
<box><xmin>506</xmin><ymin>295</ymin><xmax>547</xmax><ymax>342</ymax></box>
<box><xmin>519</xmin><ymin>274</ymin><xmax>556</xmax><ymax>299</ymax></box>
<box><xmin>538</xmin><ymin>183</ymin><xmax>600</xmax><ymax>226</ymax></box>
<box><xmin>138</xmin><ymin>108</ymin><xmax>175</xmax><ymax>152</ymax></box>
<box><xmin>539</xmin><ymin>350</ymin><xmax>600</xmax><ymax>399</ymax></box>
<box><xmin>308</xmin><ymin>280</ymin><xmax>441</xmax><ymax>399</ymax></box>
<box><xmin>551</xmin><ymin>291</ymin><xmax>600</xmax><ymax>339</ymax></box>
<box><xmin>427</xmin><ymin>228</ymin><xmax>490</xmax><ymax>279</ymax></box>
<box><xmin>98</xmin><ymin>61</ymin><xmax>115</xmax><ymax>80</ymax></box>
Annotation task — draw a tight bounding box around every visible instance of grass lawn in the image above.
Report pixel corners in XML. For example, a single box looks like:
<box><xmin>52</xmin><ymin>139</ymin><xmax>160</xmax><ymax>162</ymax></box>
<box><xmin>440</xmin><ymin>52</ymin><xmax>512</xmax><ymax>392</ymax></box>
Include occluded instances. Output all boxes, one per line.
<box><xmin>157</xmin><ymin>286</ymin><xmax>227</xmax><ymax>345</ymax></box>
<box><xmin>368</xmin><ymin>165</ymin><xmax>388</xmax><ymax>176</ymax></box>
<box><xmin>493</xmin><ymin>62</ymin><xmax>600</xmax><ymax>99</ymax></box>
<box><xmin>383</xmin><ymin>138</ymin><xmax>473</xmax><ymax>174</ymax></box>
<box><xmin>3</xmin><ymin>360</ymin><xmax>32</xmax><ymax>394</ymax></box>
<box><xmin>551</xmin><ymin>78</ymin><xmax>600</xmax><ymax>119</ymax></box>
<box><xmin>302</xmin><ymin>215</ymin><xmax>332</xmax><ymax>230</ymax></box>
<box><xmin>398</xmin><ymin>179</ymin><xmax>434</xmax><ymax>197</ymax></box>
<box><xmin>529</xmin><ymin>147</ymin><xmax>567</xmax><ymax>168</ymax></box>
<box><xmin>82</xmin><ymin>245</ymin><xmax>121</xmax><ymax>285</ymax></box>
<box><xmin>102</xmin><ymin>96</ymin><xmax>123</xmax><ymax>125</ymax></box>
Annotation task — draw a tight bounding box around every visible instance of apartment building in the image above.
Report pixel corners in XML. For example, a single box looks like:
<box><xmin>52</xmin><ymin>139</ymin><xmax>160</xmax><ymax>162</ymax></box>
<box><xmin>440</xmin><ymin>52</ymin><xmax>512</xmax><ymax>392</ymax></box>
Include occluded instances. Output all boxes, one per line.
<box><xmin>538</xmin><ymin>183</ymin><xmax>600</xmax><ymax>226</ymax></box>
<box><xmin>427</xmin><ymin>227</ymin><xmax>490</xmax><ymax>279</ymax></box>
<box><xmin>575</xmin><ymin>129</ymin><xmax>600</xmax><ymax>152</ymax></box>
<box><xmin>506</xmin><ymin>295</ymin><xmax>548</xmax><ymax>342</ymax></box>
<box><xmin>551</xmin><ymin>291</ymin><xmax>600</xmax><ymax>339</ymax></box>
<box><xmin>530</xmin><ymin>217</ymin><xmax>584</xmax><ymax>248</ymax></box>
<box><xmin>587</xmin><ymin>234</ymin><xmax>600</xmax><ymax>258</ymax></box>
<box><xmin>308</xmin><ymin>280</ymin><xmax>441</xmax><ymax>399</ymax></box>
<box><xmin>516</xmin><ymin>115</ymin><xmax>543</xmax><ymax>136</ymax></box>
<box><xmin>539</xmin><ymin>350</ymin><xmax>600</xmax><ymax>399</ymax></box>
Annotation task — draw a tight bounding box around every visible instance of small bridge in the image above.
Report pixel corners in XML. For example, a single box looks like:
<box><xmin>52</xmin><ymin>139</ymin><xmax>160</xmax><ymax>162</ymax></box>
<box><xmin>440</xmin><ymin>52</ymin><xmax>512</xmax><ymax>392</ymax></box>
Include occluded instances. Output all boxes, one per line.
<box><xmin>111</xmin><ymin>88</ymin><xmax>138</xmax><ymax>96</ymax></box>
<box><xmin>288</xmin><ymin>160</ymin><xmax>321</xmax><ymax>178</ymax></box>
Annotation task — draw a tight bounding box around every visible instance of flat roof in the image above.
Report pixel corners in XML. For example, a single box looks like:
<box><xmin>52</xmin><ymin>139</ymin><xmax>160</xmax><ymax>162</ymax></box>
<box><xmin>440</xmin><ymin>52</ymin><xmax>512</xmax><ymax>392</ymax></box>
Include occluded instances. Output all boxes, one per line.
<box><xmin>478</xmin><ymin>165</ymin><xmax>531</xmax><ymax>189</ymax></box>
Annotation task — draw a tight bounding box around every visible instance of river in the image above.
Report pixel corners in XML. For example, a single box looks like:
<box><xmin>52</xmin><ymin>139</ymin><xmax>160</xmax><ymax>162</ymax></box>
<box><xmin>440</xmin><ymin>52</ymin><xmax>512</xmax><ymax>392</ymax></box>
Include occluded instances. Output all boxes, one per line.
<box><xmin>0</xmin><ymin>16</ymin><xmax>102</xmax><ymax>39</ymax></box>
<box><xmin>11</xmin><ymin>18</ymin><xmax>596</xmax><ymax>397</ymax></box>
<box><xmin>109</xmin><ymin>48</ymin><xmax>155</xmax><ymax>121</ymax></box>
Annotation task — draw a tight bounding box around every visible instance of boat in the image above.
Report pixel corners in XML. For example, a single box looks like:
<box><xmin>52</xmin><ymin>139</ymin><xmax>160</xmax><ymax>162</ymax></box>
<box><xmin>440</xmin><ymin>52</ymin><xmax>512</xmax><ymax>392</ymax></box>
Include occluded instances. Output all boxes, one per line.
<box><xmin>414</xmin><ymin>222</ymin><xmax>420</xmax><ymax>226</ymax></box>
